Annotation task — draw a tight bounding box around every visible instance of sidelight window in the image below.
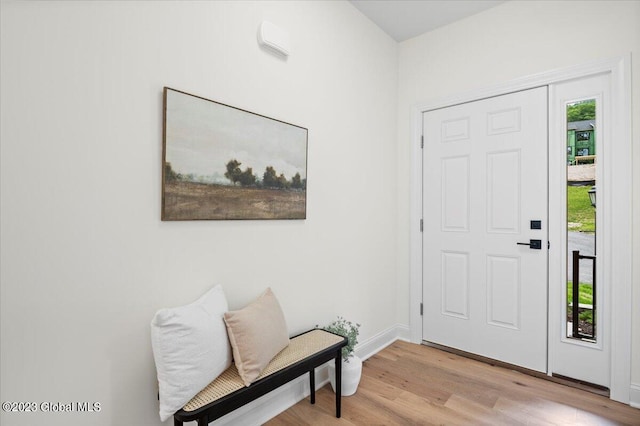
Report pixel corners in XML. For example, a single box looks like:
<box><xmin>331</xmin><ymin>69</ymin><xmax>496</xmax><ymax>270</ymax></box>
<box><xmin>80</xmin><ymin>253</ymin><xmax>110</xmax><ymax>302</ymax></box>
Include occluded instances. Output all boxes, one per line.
<box><xmin>565</xmin><ymin>99</ymin><xmax>596</xmax><ymax>342</ymax></box>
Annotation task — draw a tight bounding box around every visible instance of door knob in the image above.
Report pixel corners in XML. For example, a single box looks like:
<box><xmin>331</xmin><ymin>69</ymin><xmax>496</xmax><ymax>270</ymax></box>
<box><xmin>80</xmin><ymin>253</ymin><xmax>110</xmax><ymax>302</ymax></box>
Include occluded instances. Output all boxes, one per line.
<box><xmin>517</xmin><ymin>239</ymin><xmax>542</xmax><ymax>250</ymax></box>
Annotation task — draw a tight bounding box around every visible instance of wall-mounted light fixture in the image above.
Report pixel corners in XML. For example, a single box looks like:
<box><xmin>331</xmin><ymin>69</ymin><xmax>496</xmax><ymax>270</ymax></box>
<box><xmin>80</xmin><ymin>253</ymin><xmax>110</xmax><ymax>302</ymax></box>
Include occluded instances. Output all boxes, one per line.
<box><xmin>589</xmin><ymin>186</ymin><xmax>596</xmax><ymax>207</ymax></box>
<box><xmin>258</xmin><ymin>21</ymin><xmax>290</xmax><ymax>57</ymax></box>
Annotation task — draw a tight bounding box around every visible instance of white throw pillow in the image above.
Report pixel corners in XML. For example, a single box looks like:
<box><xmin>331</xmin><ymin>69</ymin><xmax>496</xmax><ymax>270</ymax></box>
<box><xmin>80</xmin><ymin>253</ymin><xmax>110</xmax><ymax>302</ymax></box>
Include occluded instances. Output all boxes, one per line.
<box><xmin>151</xmin><ymin>285</ymin><xmax>232</xmax><ymax>422</ymax></box>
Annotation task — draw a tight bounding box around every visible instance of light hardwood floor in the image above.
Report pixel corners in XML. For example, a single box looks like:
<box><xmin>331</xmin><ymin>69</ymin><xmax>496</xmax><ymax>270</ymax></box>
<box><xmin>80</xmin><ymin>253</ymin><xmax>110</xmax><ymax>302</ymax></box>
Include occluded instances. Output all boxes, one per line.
<box><xmin>266</xmin><ymin>340</ymin><xmax>640</xmax><ymax>425</ymax></box>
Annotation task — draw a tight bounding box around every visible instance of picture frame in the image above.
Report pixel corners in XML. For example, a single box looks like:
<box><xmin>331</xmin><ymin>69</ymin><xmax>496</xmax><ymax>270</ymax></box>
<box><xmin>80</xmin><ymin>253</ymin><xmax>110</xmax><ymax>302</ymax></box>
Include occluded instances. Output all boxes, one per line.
<box><xmin>162</xmin><ymin>87</ymin><xmax>308</xmax><ymax>220</ymax></box>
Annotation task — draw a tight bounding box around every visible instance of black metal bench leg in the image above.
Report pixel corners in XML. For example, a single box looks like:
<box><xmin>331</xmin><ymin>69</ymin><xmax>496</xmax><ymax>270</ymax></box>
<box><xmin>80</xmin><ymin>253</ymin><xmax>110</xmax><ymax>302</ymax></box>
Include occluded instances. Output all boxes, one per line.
<box><xmin>309</xmin><ymin>369</ymin><xmax>316</xmax><ymax>404</ymax></box>
<box><xmin>197</xmin><ymin>415</ymin><xmax>208</xmax><ymax>426</ymax></box>
<box><xmin>335</xmin><ymin>352</ymin><xmax>342</xmax><ymax>418</ymax></box>
<box><xmin>174</xmin><ymin>418</ymin><xmax>183</xmax><ymax>426</ymax></box>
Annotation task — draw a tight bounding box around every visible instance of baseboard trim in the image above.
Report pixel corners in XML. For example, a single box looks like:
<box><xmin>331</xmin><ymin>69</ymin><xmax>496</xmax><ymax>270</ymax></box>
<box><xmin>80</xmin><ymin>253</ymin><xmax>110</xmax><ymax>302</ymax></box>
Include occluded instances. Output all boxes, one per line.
<box><xmin>630</xmin><ymin>383</ymin><xmax>640</xmax><ymax>409</ymax></box>
<box><xmin>355</xmin><ymin>323</ymin><xmax>410</xmax><ymax>361</ymax></box>
<box><xmin>210</xmin><ymin>324</ymin><xmax>408</xmax><ymax>425</ymax></box>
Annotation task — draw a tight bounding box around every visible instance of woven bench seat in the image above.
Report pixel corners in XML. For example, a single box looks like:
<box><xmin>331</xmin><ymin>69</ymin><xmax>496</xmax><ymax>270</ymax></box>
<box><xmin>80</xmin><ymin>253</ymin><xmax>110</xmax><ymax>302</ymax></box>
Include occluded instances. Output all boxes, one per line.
<box><xmin>173</xmin><ymin>329</ymin><xmax>347</xmax><ymax>426</ymax></box>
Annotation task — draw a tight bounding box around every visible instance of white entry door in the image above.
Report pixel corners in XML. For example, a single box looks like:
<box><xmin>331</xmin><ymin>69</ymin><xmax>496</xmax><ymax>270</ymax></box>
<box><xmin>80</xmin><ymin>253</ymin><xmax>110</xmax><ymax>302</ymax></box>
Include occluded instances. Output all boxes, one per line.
<box><xmin>422</xmin><ymin>87</ymin><xmax>548</xmax><ymax>372</ymax></box>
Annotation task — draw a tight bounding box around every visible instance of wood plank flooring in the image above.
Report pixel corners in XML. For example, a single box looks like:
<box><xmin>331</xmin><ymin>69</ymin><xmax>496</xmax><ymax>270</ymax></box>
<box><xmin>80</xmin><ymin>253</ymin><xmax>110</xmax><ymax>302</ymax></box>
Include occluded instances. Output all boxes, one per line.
<box><xmin>266</xmin><ymin>340</ymin><xmax>640</xmax><ymax>425</ymax></box>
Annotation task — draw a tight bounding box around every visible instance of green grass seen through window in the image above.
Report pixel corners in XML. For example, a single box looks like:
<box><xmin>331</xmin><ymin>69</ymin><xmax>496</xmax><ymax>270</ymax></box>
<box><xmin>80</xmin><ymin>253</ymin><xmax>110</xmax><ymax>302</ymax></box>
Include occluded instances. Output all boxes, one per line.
<box><xmin>566</xmin><ymin>282</ymin><xmax>593</xmax><ymax>305</ymax></box>
<box><xmin>567</xmin><ymin>282</ymin><xmax>594</xmax><ymax>323</ymax></box>
<box><xmin>567</xmin><ymin>185</ymin><xmax>595</xmax><ymax>233</ymax></box>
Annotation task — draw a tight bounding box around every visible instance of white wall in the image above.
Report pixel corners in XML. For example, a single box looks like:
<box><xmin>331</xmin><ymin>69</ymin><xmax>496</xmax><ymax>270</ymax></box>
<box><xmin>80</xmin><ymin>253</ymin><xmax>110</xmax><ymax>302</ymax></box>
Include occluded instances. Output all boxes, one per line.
<box><xmin>3</xmin><ymin>1</ymin><xmax>639</xmax><ymax>424</ymax></box>
<box><xmin>0</xmin><ymin>1</ymin><xmax>398</xmax><ymax>425</ymax></box>
<box><xmin>396</xmin><ymin>0</ymin><xmax>640</xmax><ymax>400</ymax></box>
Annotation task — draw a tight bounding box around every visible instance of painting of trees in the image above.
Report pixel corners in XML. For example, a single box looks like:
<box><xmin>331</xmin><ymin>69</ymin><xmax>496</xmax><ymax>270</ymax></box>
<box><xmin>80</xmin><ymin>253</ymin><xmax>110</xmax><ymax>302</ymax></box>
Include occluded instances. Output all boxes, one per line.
<box><xmin>162</xmin><ymin>87</ymin><xmax>307</xmax><ymax>220</ymax></box>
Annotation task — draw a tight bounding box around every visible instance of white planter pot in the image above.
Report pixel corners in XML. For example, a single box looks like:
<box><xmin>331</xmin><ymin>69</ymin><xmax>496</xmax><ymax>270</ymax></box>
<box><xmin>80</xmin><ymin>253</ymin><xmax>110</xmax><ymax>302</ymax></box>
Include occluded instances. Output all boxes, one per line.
<box><xmin>328</xmin><ymin>356</ymin><xmax>362</xmax><ymax>396</ymax></box>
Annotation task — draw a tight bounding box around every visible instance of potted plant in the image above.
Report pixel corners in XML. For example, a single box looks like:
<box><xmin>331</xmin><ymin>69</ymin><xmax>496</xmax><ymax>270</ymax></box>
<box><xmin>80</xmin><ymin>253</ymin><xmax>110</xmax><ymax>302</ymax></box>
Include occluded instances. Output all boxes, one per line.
<box><xmin>323</xmin><ymin>316</ymin><xmax>362</xmax><ymax>396</ymax></box>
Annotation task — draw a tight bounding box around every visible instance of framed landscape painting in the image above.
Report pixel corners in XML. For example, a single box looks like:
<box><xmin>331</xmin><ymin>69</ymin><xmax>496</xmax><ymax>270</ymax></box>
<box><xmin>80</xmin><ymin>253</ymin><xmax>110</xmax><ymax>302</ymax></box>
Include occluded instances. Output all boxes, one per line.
<box><xmin>162</xmin><ymin>87</ymin><xmax>308</xmax><ymax>220</ymax></box>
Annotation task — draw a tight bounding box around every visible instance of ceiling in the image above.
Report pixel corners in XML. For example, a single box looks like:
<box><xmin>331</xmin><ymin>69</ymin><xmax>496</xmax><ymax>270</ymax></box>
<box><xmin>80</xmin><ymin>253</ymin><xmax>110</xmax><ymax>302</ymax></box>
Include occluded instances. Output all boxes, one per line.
<box><xmin>349</xmin><ymin>0</ymin><xmax>506</xmax><ymax>42</ymax></box>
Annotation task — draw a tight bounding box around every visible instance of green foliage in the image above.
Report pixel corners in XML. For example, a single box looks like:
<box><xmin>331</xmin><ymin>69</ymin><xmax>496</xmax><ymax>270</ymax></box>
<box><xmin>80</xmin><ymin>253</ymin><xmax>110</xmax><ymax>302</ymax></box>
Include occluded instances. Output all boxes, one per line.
<box><xmin>239</xmin><ymin>167</ymin><xmax>256</xmax><ymax>186</ymax></box>
<box><xmin>224</xmin><ymin>159</ymin><xmax>243</xmax><ymax>185</ymax></box>
<box><xmin>263</xmin><ymin>167</ymin><xmax>291</xmax><ymax>189</ymax></box>
<box><xmin>225</xmin><ymin>160</ymin><xmax>257</xmax><ymax>187</ymax></box>
<box><xmin>164</xmin><ymin>162</ymin><xmax>185</xmax><ymax>182</ymax></box>
<box><xmin>322</xmin><ymin>316</ymin><xmax>360</xmax><ymax>362</ymax></box>
<box><xmin>165</xmin><ymin>162</ymin><xmax>179</xmax><ymax>182</ymax></box>
<box><xmin>567</xmin><ymin>185</ymin><xmax>595</xmax><ymax>232</ymax></box>
<box><xmin>567</xmin><ymin>100</ymin><xmax>595</xmax><ymax>122</ymax></box>
<box><xmin>263</xmin><ymin>166</ymin><xmax>278</xmax><ymax>188</ymax></box>
<box><xmin>277</xmin><ymin>173</ymin><xmax>290</xmax><ymax>189</ymax></box>
<box><xmin>580</xmin><ymin>310</ymin><xmax>593</xmax><ymax>322</ymax></box>
<box><xmin>225</xmin><ymin>159</ymin><xmax>304</xmax><ymax>190</ymax></box>
<box><xmin>291</xmin><ymin>172</ymin><xmax>302</xmax><ymax>189</ymax></box>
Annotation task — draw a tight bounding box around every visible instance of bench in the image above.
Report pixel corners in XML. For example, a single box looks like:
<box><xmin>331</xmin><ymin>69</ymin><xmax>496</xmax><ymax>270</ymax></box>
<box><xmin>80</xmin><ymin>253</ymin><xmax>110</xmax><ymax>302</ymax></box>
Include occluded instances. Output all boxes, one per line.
<box><xmin>173</xmin><ymin>329</ymin><xmax>348</xmax><ymax>425</ymax></box>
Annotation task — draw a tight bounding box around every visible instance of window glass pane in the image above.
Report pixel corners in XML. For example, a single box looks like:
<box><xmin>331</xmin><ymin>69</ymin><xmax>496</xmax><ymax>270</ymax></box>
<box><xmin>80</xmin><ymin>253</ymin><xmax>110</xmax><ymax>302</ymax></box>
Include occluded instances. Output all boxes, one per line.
<box><xmin>566</xmin><ymin>99</ymin><xmax>596</xmax><ymax>342</ymax></box>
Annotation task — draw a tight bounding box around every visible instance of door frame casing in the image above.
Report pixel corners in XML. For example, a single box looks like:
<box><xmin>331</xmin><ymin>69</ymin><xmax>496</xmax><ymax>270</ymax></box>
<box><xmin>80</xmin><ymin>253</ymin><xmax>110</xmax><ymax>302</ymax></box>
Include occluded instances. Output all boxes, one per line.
<box><xmin>408</xmin><ymin>55</ymin><xmax>632</xmax><ymax>403</ymax></box>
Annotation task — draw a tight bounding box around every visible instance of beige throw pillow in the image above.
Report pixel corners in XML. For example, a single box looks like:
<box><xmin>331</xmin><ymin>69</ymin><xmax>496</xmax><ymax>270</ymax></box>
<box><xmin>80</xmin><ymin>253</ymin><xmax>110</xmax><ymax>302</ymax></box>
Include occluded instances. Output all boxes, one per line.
<box><xmin>223</xmin><ymin>288</ymin><xmax>289</xmax><ymax>386</ymax></box>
